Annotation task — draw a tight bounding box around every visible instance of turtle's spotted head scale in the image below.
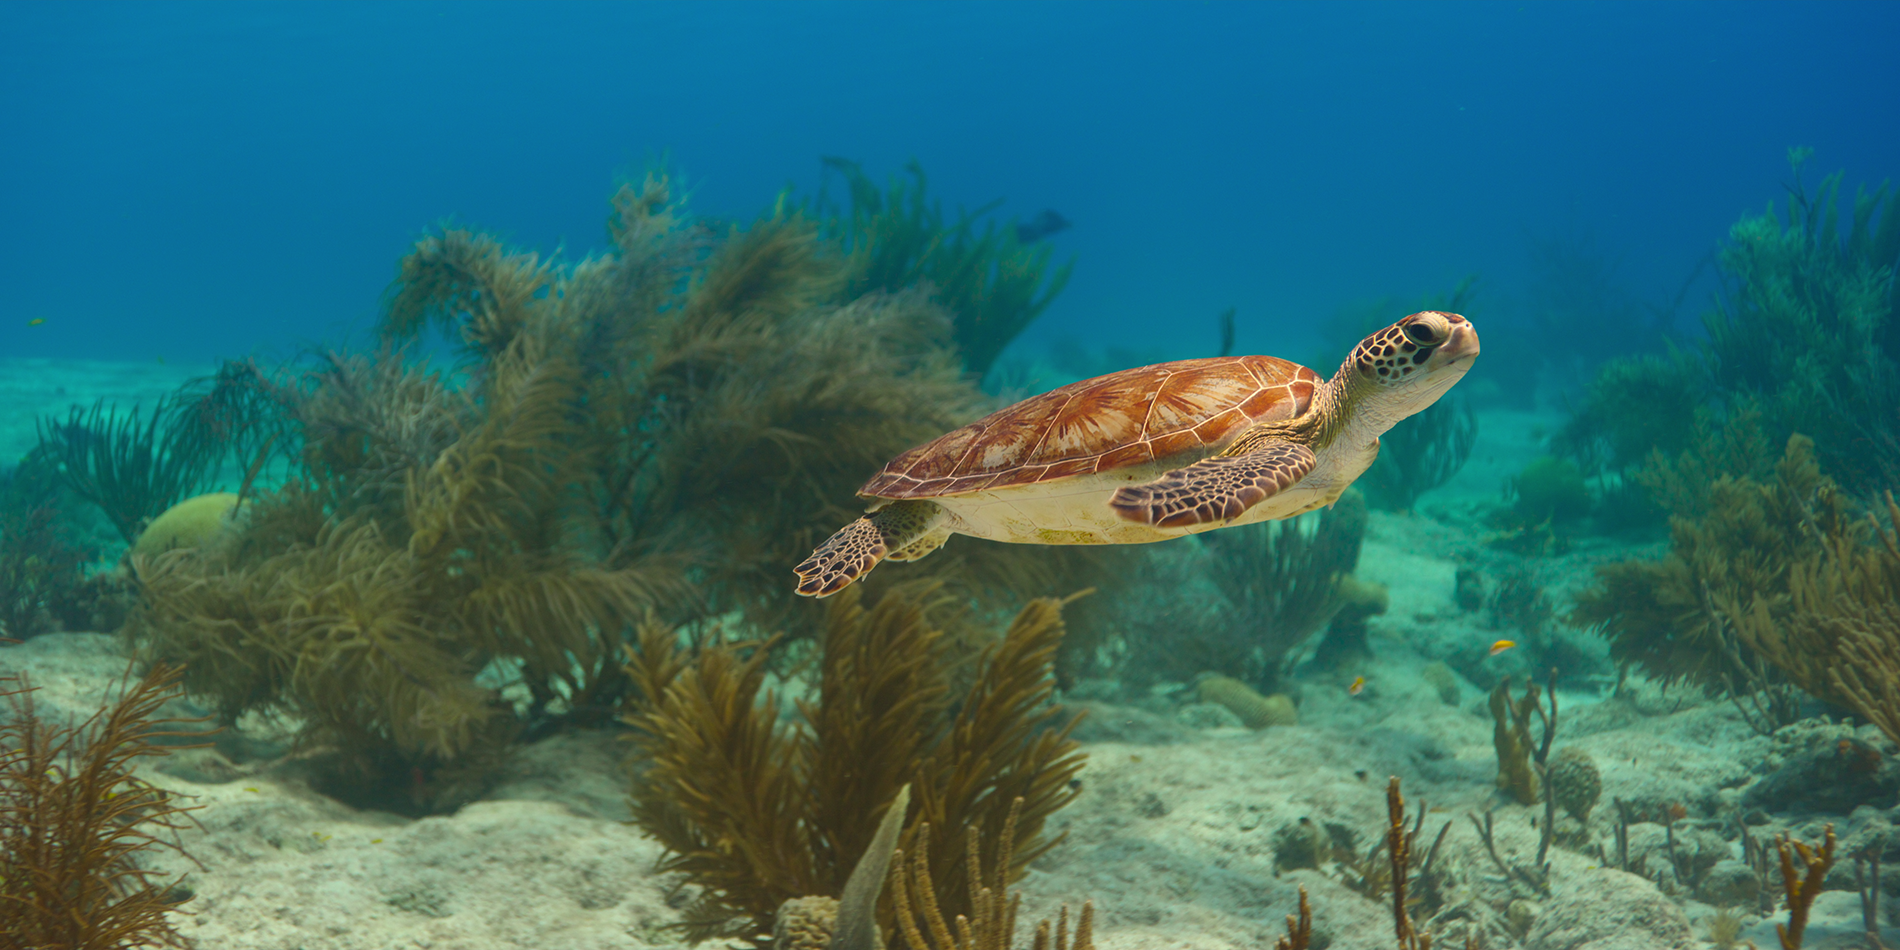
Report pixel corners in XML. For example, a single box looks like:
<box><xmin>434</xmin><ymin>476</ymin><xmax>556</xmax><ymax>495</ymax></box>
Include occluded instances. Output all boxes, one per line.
<box><xmin>1340</xmin><ymin>310</ymin><xmax>1479</xmax><ymax>422</ymax></box>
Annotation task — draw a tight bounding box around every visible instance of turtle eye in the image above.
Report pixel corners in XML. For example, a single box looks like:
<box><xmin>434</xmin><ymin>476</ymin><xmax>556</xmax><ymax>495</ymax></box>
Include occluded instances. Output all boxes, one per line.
<box><xmin>1402</xmin><ymin>323</ymin><xmax>1437</xmax><ymax>345</ymax></box>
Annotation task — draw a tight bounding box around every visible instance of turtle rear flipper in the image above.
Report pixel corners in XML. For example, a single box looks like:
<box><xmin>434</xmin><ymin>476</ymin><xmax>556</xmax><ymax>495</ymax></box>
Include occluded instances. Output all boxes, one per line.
<box><xmin>794</xmin><ymin>500</ymin><xmax>944</xmax><ymax>597</ymax></box>
<box><xmin>1110</xmin><ymin>440</ymin><xmax>1316</xmax><ymax>529</ymax></box>
<box><xmin>884</xmin><ymin>526</ymin><xmax>951</xmax><ymax>562</ymax></box>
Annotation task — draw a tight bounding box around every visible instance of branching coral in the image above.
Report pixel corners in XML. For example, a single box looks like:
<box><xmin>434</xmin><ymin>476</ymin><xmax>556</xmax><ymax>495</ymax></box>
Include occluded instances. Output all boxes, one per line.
<box><xmin>1730</xmin><ymin>493</ymin><xmax>1900</xmax><ymax>745</ymax></box>
<box><xmin>889</xmin><ymin>802</ymin><xmax>1096</xmax><ymax>950</ymax></box>
<box><xmin>1488</xmin><ymin>675</ymin><xmax>1556</xmax><ymax>805</ymax></box>
<box><xmin>1772</xmin><ymin>824</ymin><xmax>1837</xmax><ymax>950</ymax></box>
<box><xmin>1571</xmin><ymin>430</ymin><xmax>1848</xmax><ymax>712</ymax></box>
<box><xmin>0</xmin><ymin>663</ymin><xmax>202</xmax><ymax>948</ymax></box>
<box><xmin>622</xmin><ymin>584</ymin><xmax>1086</xmax><ymax>946</ymax></box>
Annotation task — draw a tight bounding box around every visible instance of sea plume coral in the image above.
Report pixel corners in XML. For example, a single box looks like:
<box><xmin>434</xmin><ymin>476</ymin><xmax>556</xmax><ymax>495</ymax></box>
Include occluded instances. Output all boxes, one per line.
<box><xmin>621</xmin><ymin>584</ymin><xmax>1087</xmax><ymax>945</ymax></box>
<box><xmin>0</xmin><ymin>663</ymin><xmax>202</xmax><ymax>948</ymax></box>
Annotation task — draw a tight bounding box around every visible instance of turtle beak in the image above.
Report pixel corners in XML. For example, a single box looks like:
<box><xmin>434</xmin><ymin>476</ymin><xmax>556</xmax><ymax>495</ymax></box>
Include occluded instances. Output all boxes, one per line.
<box><xmin>1438</xmin><ymin>318</ymin><xmax>1479</xmax><ymax>365</ymax></box>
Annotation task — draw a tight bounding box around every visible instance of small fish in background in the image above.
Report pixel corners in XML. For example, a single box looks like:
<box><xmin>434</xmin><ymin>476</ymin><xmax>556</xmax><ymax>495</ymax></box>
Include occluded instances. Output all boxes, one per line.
<box><xmin>1348</xmin><ymin>675</ymin><xmax>1366</xmax><ymax>695</ymax></box>
<box><xmin>1015</xmin><ymin>208</ymin><xmax>1071</xmax><ymax>243</ymax></box>
<box><xmin>1490</xmin><ymin>639</ymin><xmax>1517</xmax><ymax>656</ymax></box>
<box><xmin>27</xmin><ymin>317</ymin><xmax>44</xmax><ymax>326</ymax></box>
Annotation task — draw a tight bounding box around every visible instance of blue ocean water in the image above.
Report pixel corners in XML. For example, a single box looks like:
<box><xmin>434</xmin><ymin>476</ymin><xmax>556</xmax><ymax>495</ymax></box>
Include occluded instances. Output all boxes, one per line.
<box><xmin>4</xmin><ymin>1</ymin><xmax>1896</xmax><ymax>366</ymax></box>
<box><xmin>9</xmin><ymin>5</ymin><xmax>1900</xmax><ymax>948</ymax></box>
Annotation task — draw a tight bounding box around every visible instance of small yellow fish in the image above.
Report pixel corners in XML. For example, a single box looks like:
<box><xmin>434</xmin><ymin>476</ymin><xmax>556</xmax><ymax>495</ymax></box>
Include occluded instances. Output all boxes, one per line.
<box><xmin>1348</xmin><ymin>676</ymin><xmax>1366</xmax><ymax>695</ymax></box>
<box><xmin>243</xmin><ymin>787</ymin><xmax>259</xmax><ymax>793</ymax></box>
<box><xmin>1490</xmin><ymin>639</ymin><xmax>1517</xmax><ymax>656</ymax></box>
<box><xmin>371</xmin><ymin>838</ymin><xmax>383</xmax><ymax>844</ymax></box>
<box><xmin>27</xmin><ymin>318</ymin><xmax>44</xmax><ymax>326</ymax></box>
<box><xmin>312</xmin><ymin>832</ymin><xmax>332</xmax><ymax>842</ymax></box>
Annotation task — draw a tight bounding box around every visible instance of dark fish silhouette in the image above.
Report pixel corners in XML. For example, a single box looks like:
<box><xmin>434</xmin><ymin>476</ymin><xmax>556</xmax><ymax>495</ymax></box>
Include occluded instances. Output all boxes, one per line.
<box><xmin>1015</xmin><ymin>209</ymin><xmax>1071</xmax><ymax>243</ymax></box>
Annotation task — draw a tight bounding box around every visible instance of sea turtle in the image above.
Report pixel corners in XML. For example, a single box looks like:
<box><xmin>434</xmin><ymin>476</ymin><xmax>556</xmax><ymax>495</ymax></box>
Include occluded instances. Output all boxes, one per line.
<box><xmin>794</xmin><ymin>310</ymin><xmax>1479</xmax><ymax>597</ymax></box>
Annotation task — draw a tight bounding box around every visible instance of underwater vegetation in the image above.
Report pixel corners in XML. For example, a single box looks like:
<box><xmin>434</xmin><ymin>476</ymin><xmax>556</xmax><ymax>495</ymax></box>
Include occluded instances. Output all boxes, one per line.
<box><xmin>1268</xmin><ymin>777</ymin><xmax>1462</xmax><ymax>949</ymax></box>
<box><xmin>1558</xmin><ymin>156</ymin><xmax>1900</xmax><ymax>722</ymax></box>
<box><xmin>1571</xmin><ymin>425</ymin><xmax>1848</xmax><ymax>726</ymax></box>
<box><xmin>37</xmin><ymin>363</ymin><xmax>270</xmax><ymax>548</ymax></box>
<box><xmin>812</xmin><ymin>157</ymin><xmax>1074</xmax><ymax>379</ymax></box>
<box><xmin>1484</xmin><ymin>456</ymin><xmax>1594</xmax><ymax>556</ymax></box>
<box><xmin>113</xmin><ymin>168</ymin><xmax>1101</xmax><ymax>812</ymax></box>
<box><xmin>622</xmin><ymin>584</ymin><xmax>1084</xmax><ymax>946</ymax></box>
<box><xmin>1561</xmin><ymin>153</ymin><xmax>1900</xmax><ymax>498</ymax></box>
<box><xmin>0</xmin><ymin>451</ymin><xmax>97</xmax><ymax>641</ymax></box>
<box><xmin>0</xmin><ymin>663</ymin><xmax>201</xmax><ymax>949</ymax></box>
<box><xmin>779</xmin><ymin>786</ymin><xmax>1098</xmax><ymax>950</ymax></box>
<box><xmin>1116</xmin><ymin>490</ymin><xmax>1368</xmax><ymax>696</ymax></box>
<box><xmin>1729</xmin><ymin>491</ymin><xmax>1900</xmax><ymax>747</ymax></box>
<box><xmin>1704</xmin><ymin>153</ymin><xmax>1900</xmax><ymax>495</ymax></box>
<box><xmin>37</xmin><ymin>398</ymin><xmax>210</xmax><ymax>547</ymax></box>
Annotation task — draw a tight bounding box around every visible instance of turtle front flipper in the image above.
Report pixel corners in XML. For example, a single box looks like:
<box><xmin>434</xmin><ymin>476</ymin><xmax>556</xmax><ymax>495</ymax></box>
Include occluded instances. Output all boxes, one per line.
<box><xmin>794</xmin><ymin>500</ymin><xmax>945</xmax><ymax>597</ymax></box>
<box><xmin>1109</xmin><ymin>440</ymin><xmax>1316</xmax><ymax>529</ymax></box>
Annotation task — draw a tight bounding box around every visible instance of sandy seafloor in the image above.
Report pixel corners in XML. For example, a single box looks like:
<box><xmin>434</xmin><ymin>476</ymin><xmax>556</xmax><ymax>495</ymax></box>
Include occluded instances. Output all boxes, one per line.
<box><xmin>5</xmin><ymin>358</ymin><xmax>1900</xmax><ymax>950</ymax></box>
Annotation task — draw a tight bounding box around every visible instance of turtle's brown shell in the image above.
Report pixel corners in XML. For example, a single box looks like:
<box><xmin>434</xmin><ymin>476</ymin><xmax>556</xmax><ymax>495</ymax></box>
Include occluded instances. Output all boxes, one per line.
<box><xmin>862</xmin><ymin>355</ymin><xmax>1322</xmax><ymax>499</ymax></box>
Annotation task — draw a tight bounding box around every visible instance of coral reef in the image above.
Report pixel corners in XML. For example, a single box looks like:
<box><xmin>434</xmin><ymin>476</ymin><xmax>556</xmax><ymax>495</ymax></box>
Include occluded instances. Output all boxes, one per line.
<box><xmin>1488</xmin><ymin>675</ymin><xmax>1555</xmax><ymax>805</ymax></box>
<box><xmin>1546</xmin><ymin>746</ymin><xmax>1601</xmax><ymax>823</ymax></box>
<box><xmin>0</xmin><ymin>663</ymin><xmax>202</xmax><ymax>948</ymax></box>
<box><xmin>1731</xmin><ymin>491</ymin><xmax>1900</xmax><ymax>747</ymax></box>
<box><xmin>1703</xmin><ymin>155</ymin><xmax>1900</xmax><ymax>495</ymax></box>
<box><xmin>1201</xmin><ymin>490</ymin><xmax>1366</xmax><ymax>690</ymax></box>
<box><xmin>122</xmin><ymin>171</ymin><xmax>1103</xmax><ymax>809</ymax></box>
<box><xmin>130</xmin><ymin>491</ymin><xmax>243</xmax><ymax>558</ymax></box>
<box><xmin>1770</xmin><ymin>824</ymin><xmax>1837</xmax><ymax>950</ymax></box>
<box><xmin>773</xmin><ymin>896</ymin><xmax>839</xmax><ymax>950</ymax></box>
<box><xmin>1552</xmin><ymin>347</ymin><xmax>1708</xmax><ymax>478</ymax></box>
<box><xmin>1195</xmin><ymin>675</ymin><xmax>1297</xmax><ymax>729</ymax></box>
<box><xmin>621</xmin><ymin>585</ymin><xmax>1085</xmax><ymax>945</ymax></box>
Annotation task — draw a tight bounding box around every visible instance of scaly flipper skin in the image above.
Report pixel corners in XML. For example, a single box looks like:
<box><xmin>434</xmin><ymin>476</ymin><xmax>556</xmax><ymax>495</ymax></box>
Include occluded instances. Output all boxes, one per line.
<box><xmin>794</xmin><ymin>500</ymin><xmax>942</xmax><ymax>597</ymax></box>
<box><xmin>1109</xmin><ymin>440</ymin><xmax>1317</xmax><ymax>529</ymax></box>
<box><xmin>884</xmin><ymin>526</ymin><xmax>951</xmax><ymax>562</ymax></box>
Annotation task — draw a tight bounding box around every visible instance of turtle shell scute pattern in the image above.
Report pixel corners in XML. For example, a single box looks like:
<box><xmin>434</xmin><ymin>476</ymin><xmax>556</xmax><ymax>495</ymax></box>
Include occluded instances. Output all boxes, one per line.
<box><xmin>862</xmin><ymin>355</ymin><xmax>1321</xmax><ymax>499</ymax></box>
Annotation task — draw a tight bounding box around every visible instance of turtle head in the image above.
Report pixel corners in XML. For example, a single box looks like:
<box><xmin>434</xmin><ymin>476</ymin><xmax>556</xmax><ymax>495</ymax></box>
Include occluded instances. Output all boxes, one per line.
<box><xmin>1339</xmin><ymin>311</ymin><xmax>1480</xmax><ymax>420</ymax></box>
